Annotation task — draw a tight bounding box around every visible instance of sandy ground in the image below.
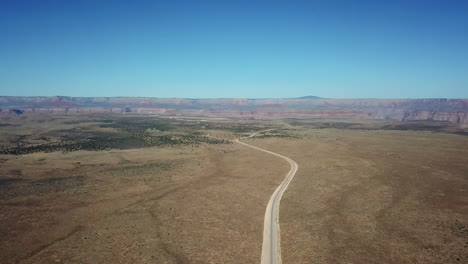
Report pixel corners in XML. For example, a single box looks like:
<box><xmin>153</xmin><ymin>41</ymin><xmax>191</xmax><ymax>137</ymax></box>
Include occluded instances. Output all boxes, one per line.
<box><xmin>1</xmin><ymin>143</ymin><xmax>290</xmax><ymax>264</ymax></box>
<box><xmin>246</xmin><ymin>128</ymin><xmax>468</xmax><ymax>264</ymax></box>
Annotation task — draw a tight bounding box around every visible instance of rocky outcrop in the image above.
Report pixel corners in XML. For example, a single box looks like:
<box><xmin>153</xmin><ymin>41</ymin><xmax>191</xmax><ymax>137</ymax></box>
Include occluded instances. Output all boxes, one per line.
<box><xmin>1</xmin><ymin>96</ymin><xmax>467</xmax><ymax>125</ymax></box>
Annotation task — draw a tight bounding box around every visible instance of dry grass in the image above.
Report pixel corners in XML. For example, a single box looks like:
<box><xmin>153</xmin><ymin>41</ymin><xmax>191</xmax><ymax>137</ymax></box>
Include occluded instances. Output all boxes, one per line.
<box><xmin>0</xmin><ymin>115</ymin><xmax>288</xmax><ymax>264</ymax></box>
<box><xmin>1</xmin><ymin>115</ymin><xmax>467</xmax><ymax>263</ymax></box>
<box><xmin>246</xmin><ymin>128</ymin><xmax>468</xmax><ymax>264</ymax></box>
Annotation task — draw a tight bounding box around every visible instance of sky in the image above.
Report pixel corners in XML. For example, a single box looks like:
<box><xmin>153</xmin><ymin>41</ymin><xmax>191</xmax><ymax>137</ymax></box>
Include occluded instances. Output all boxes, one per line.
<box><xmin>1</xmin><ymin>0</ymin><xmax>468</xmax><ymax>99</ymax></box>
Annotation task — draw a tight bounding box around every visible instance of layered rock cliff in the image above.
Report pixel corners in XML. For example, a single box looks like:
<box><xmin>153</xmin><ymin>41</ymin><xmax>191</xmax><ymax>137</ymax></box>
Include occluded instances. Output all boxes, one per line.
<box><xmin>1</xmin><ymin>96</ymin><xmax>467</xmax><ymax>125</ymax></box>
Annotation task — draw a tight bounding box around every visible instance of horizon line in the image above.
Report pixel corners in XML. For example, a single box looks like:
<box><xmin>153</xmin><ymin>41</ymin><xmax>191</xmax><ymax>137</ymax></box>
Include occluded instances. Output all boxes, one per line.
<box><xmin>1</xmin><ymin>95</ymin><xmax>467</xmax><ymax>100</ymax></box>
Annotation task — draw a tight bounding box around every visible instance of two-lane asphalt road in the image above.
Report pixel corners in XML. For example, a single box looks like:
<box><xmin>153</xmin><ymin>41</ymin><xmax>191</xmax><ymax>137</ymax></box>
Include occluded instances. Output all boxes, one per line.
<box><xmin>236</xmin><ymin>133</ymin><xmax>299</xmax><ymax>264</ymax></box>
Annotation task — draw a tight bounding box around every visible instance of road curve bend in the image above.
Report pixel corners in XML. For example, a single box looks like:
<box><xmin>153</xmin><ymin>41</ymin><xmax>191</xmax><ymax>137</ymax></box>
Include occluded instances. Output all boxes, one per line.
<box><xmin>236</xmin><ymin>133</ymin><xmax>298</xmax><ymax>264</ymax></box>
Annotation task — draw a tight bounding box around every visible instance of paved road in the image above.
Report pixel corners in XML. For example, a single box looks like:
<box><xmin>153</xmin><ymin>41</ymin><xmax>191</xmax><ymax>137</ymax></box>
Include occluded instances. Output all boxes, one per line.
<box><xmin>236</xmin><ymin>133</ymin><xmax>299</xmax><ymax>264</ymax></box>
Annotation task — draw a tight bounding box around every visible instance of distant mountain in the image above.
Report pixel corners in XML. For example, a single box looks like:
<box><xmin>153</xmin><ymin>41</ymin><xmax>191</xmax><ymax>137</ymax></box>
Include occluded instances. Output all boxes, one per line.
<box><xmin>297</xmin><ymin>96</ymin><xmax>322</xmax><ymax>99</ymax></box>
<box><xmin>0</xmin><ymin>96</ymin><xmax>467</xmax><ymax>125</ymax></box>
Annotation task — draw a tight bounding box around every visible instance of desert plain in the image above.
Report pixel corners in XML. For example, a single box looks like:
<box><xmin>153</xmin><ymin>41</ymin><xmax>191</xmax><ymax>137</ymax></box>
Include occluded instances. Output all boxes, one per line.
<box><xmin>0</xmin><ymin>114</ymin><xmax>467</xmax><ymax>264</ymax></box>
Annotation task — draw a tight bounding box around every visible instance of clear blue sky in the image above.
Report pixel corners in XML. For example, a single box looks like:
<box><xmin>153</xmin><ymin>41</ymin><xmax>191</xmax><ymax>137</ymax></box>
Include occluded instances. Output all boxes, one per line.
<box><xmin>1</xmin><ymin>0</ymin><xmax>467</xmax><ymax>98</ymax></box>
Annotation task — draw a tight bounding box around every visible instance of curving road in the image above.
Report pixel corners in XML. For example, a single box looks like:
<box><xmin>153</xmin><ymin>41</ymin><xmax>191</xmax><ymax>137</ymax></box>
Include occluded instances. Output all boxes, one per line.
<box><xmin>236</xmin><ymin>132</ymin><xmax>299</xmax><ymax>264</ymax></box>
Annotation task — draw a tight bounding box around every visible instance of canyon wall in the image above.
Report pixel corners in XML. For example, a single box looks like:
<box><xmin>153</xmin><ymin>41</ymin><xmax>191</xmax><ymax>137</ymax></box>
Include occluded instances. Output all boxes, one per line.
<box><xmin>0</xmin><ymin>96</ymin><xmax>467</xmax><ymax>125</ymax></box>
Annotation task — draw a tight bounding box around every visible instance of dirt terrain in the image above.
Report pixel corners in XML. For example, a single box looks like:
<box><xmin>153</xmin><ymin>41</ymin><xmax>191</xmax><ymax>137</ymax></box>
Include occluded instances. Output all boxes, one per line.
<box><xmin>0</xmin><ymin>115</ymin><xmax>290</xmax><ymax>263</ymax></box>
<box><xmin>1</xmin><ymin>115</ymin><xmax>467</xmax><ymax>263</ymax></box>
<box><xmin>245</xmin><ymin>125</ymin><xmax>468</xmax><ymax>264</ymax></box>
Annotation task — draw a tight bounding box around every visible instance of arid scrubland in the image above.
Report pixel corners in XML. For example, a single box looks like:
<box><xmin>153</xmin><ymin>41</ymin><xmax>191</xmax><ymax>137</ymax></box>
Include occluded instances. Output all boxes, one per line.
<box><xmin>1</xmin><ymin>115</ymin><xmax>467</xmax><ymax>263</ymax></box>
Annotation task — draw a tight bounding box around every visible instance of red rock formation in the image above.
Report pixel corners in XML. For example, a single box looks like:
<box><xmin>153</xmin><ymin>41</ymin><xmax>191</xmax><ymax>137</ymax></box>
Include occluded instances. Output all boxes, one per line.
<box><xmin>1</xmin><ymin>96</ymin><xmax>467</xmax><ymax>125</ymax></box>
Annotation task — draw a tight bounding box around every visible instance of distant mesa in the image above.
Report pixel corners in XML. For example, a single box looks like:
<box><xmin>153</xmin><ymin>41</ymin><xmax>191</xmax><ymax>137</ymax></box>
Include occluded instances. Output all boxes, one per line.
<box><xmin>11</xmin><ymin>109</ymin><xmax>24</xmax><ymax>115</ymax></box>
<box><xmin>0</xmin><ymin>96</ymin><xmax>467</xmax><ymax>125</ymax></box>
<box><xmin>296</xmin><ymin>95</ymin><xmax>322</xmax><ymax>99</ymax></box>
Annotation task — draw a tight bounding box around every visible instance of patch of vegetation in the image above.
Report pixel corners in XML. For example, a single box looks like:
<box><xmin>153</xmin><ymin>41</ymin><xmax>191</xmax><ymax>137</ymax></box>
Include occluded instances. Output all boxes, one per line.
<box><xmin>0</xmin><ymin>117</ymin><xmax>232</xmax><ymax>155</ymax></box>
<box><xmin>379</xmin><ymin>121</ymin><xmax>456</xmax><ymax>131</ymax></box>
<box><xmin>254</xmin><ymin>129</ymin><xmax>302</xmax><ymax>139</ymax></box>
<box><xmin>0</xmin><ymin>140</ymin><xmax>110</xmax><ymax>155</ymax></box>
<box><xmin>285</xmin><ymin>119</ymin><xmax>467</xmax><ymax>135</ymax></box>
